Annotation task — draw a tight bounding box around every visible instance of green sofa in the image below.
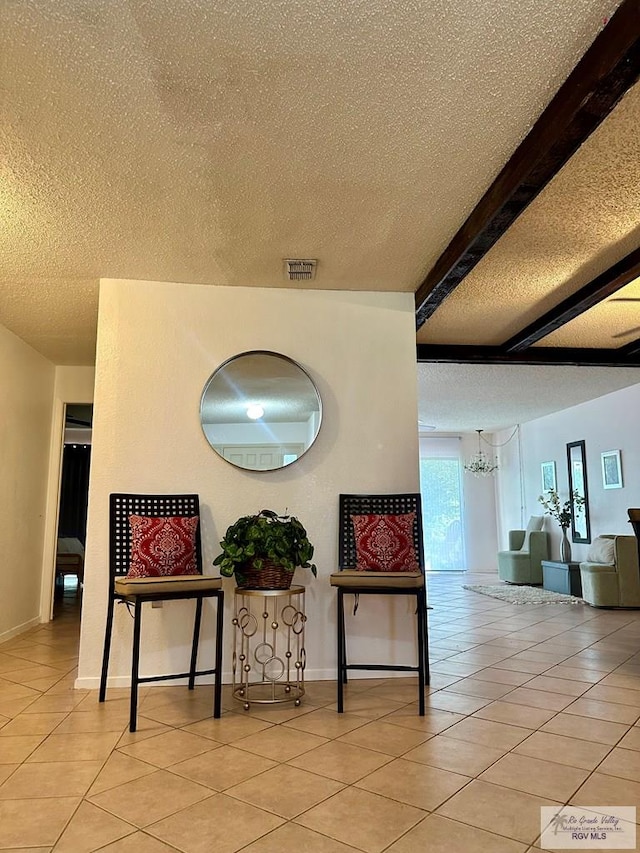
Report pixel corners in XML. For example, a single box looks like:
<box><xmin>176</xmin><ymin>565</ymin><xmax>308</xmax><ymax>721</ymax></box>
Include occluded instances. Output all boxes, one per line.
<box><xmin>580</xmin><ymin>534</ymin><xmax>640</xmax><ymax>608</ymax></box>
<box><xmin>498</xmin><ymin>523</ymin><xmax>550</xmax><ymax>585</ymax></box>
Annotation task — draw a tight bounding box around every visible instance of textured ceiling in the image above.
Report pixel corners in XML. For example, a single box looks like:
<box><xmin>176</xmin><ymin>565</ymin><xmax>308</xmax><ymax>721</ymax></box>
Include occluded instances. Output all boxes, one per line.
<box><xmin>0</xmin><ymin>0</ymin><xmax>623</xmax><ymax>367</ymax></box>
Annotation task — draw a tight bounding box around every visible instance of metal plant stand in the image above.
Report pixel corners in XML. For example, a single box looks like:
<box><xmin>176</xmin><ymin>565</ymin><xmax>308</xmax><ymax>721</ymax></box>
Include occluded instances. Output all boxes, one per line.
<box><xmin>232</xmin><ymin>585</ymin><xmax>306</xmax><ymax>709</ymax></box>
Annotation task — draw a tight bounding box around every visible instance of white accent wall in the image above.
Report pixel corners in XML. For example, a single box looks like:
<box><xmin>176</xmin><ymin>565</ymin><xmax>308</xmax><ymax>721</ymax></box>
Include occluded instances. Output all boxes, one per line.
<box><xmin>495</xmin><ymin>382</ymin><xmax>640</xmax><ymax>561</ymax></box>
<box><xmin>77</xmin><ymin>280</ymin><xmax>421</xmax><ymax>686</ymax></box>
<box><xmin>0</xmin><ymin>324</ymin><xmax>55</xmax><ymax>641</ymax></box>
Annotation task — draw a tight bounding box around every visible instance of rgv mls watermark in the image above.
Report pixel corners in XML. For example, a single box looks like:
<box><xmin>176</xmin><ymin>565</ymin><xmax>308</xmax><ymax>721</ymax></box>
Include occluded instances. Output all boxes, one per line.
<box><xmin>541</xmin><ymin>806</ymin><xmax>636</xmax><ymax>850</ymax></box>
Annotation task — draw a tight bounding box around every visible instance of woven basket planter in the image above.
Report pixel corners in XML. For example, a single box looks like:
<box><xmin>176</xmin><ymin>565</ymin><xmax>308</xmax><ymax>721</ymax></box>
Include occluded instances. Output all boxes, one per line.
<box><xmin>237</xmin><ymin>560</ymin><xmax>294</xmax><ymax>590</ymax></box>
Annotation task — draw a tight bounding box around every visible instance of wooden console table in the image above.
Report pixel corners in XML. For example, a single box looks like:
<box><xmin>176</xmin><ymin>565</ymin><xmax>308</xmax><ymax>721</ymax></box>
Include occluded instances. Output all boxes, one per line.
<box><xmin>541</xmin><ymin>561</ymin><xmax>582</xmax><ymax>597</ymax></box>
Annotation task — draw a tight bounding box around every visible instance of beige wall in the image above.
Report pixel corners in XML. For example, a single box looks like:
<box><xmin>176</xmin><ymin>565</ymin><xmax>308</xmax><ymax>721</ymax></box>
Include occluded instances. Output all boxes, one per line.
<box><xmin>0</xmin><ymin>324</ymin><xmax>55</xmax><ymax>641</ymax></box>
<box><xmin>495</xmin><ymin>381</ymin><xmax>640</xmax><ymax>561</ymax></box>
<box><xmin>78</xmin><ymin>280</ymin><xmax>420</xmax><ymax>686</ymax></box>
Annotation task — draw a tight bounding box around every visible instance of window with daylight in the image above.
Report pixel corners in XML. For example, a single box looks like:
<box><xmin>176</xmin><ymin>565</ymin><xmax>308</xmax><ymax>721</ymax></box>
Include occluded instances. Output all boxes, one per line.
<box><xmin>419</xmin><ymin>436</ymin><xmax>466</xmax><ymax>571</ymax></box>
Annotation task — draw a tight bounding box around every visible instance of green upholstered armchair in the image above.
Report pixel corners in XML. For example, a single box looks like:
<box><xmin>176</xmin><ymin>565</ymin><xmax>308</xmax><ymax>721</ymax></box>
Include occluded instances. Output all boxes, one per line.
<box><xmin>497</xmin><ymin>517</ymin><xmax>550</xmax><ymax>584</ymax></box>
<box><xmin>580</xmin><ymin>534</ymin><xmax>640</xmax><ymax>608</ymax></box>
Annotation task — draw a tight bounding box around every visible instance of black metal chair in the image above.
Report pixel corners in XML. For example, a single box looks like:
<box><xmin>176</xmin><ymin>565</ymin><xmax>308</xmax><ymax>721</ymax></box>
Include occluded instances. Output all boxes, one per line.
<box><xmin>99</xmin><ymin>493</ymin><xmax>225</xmax><ymax>732</ymax></box>
<box><xmin>330</xmin><ymin>493</ymin><xmax>429</xmax><ymax>715</ymax></box>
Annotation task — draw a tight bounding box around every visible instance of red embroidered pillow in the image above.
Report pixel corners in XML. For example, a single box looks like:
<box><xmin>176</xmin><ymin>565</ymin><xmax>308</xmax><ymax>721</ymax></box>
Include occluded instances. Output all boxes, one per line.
<box><xmin>127</xmin><ymin>515</ymin><xmax>200</xmax><ymax>578</ymax></box>
<box><xmin>351</xmin><ymin>512</ymin><xmax>419</xmax><ymax>572</ymax></box>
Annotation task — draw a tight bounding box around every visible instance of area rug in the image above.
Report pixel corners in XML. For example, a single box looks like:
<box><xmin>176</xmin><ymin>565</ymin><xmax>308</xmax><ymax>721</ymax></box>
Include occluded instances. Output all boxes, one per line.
<box><xmin>462</xmin><ymin>584</ymin><xmax>583</xmax><ymax>605</ymax></box>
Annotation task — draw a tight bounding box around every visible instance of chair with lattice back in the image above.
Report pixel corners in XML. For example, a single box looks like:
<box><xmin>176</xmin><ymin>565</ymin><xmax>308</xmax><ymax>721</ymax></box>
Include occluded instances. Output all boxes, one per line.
<box><xmin>99</xmin><ymin>493</ymin><xmax>224</xmax><ymax>732</ymax></box>
<box><xmin>330</xmin><ymin>493</ymin><xmax>429</xmax><ymax>715</ymax></box>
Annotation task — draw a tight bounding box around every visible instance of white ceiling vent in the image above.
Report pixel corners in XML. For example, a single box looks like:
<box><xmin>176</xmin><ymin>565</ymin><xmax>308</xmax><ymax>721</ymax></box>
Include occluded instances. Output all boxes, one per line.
<box><xmin>284</xmin><ymin>259</ymin><xmax>317</xmax><ymax>281</ymax></box>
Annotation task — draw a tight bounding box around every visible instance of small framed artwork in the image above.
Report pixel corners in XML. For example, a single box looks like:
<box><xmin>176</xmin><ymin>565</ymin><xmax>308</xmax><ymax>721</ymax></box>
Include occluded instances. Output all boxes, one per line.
<box><xmin>601</xmin><ymin>450</ymin><xmax>623</xmax><ymax>489</ymax></box>
<box><xmin>541</xmin><ymin>461</ymin><xmax>557</xmax><ymax>493</ymax></box>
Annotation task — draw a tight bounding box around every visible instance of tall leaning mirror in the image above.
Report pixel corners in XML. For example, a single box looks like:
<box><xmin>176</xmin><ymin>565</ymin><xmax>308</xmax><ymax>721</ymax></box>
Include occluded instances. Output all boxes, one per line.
<box><xmin>200</xmin><ymin>350</ymin><xmax>322</xmax><ymax>471</ymax></box>
<box><xmin>567</xmin><ymin>440</ymin><xmax>591</xmax><ymax>544</ymax></box>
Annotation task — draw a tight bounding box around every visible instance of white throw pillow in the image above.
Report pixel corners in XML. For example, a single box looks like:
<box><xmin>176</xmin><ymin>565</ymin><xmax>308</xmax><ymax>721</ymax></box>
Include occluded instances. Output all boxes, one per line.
<box><xmin>521</xmin><ymin>516</ymin><xmax>544</xmax><ymax>551</ymax></box>
<box><xmin>586</xmin><ymin>536</ymin><xmax>615</xmax><ymax>565</ymax></box>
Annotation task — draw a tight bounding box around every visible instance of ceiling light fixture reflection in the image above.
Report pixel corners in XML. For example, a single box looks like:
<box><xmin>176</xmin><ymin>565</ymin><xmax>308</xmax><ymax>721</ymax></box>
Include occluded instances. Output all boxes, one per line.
<box><xmin>246</xmin><ymin>403</ymin><xmax>264</xmax><ymax>420</ymax></box>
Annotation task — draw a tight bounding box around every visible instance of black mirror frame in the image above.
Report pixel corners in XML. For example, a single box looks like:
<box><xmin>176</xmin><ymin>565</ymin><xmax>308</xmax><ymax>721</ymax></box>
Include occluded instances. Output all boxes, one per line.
<box><xmin>566</xmin><ymin>439</ymin><xmax>591</xmax><ymax>544</ymax></box>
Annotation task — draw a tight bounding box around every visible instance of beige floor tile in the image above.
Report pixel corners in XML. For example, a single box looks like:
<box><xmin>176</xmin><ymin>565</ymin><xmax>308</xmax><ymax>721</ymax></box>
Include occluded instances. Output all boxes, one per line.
<box><xmin>26</xmin><ymin>730</ymin><xmax>121</xmax><ymax>762</ymax></box>
<box><xmin>288</xmin><ymin>740</ymin><xmax>392</xmax><ymax>783</ymax></box>
<box><xmin>281</xmin><ymin>707</ymin><xmax>367</xmax><ymax>738</ymax></box>
<box><xmin>472</xmin><ymin>701</ymin><xmax>556</xmax><ymax>728</ymax></box>
<box><xmin>472</xmin><ymin>667</ymin><xmax>534</xmax><ymax>686</ymax></box>
<box><xmin>21</xmin><ymin>693</ymin><xmax>85</xmax><ymax>713</ymax></box>
<box><xmin>231</xmin><ymin>725</ymin><xmax>327</xmax><ymax>761</ymax></box>
<box><xmin>382</xmin><ymin>705</ymin><xmax>465</xmax><ymax>733</ymax></box>
<box><xmin>118</xmin><ymin>728</ymin><xmax>219</xmax><ymax>768</ymax></box>
<box><xmin>226</xmin><ymin>763</ymin><xmax>343</xmax><ymax>817</ymax></box>
<box><xmin>230</xmin><ymin>701</ymin><xmax>319</xmax><ymax>724</ymax></box>
<box><xmin>571</xmin><ymin>772</ymin><xmax>640</xmax><ymax>814</ymax></box>
<box><xmin>540</xmin><ymin>712</ymin><xmax>629</xmax><ymax>745</ymax></box>
<box><xmin>1</xmin><ymin>664</ymin><xmax>66</xmax><ymax>685</ymax></box>
<box><xmin>0</xmin><ymin>764</ymin><xmax>17</xmax><ymax>785</ymax></box>
<box><xmin>53</xmin><ymin>710</ymin><xmax>128</xmax><ymax>734</ymax></box>
<box><xmin>183</xmin><ymin>713</ymin><xmax>272</xmax><ymax>742</ymax></box>
<box><xmin>147</xmin><ymin>792</ymin><xmax>283</xmax><ymax>853</ymax></box>
<box><xmin>492</xmin><ymin>659</ymin><xmax>555</xmax><ymax>675</ymax></box>
<box><xmin>170</xmin><ymin>744</ymin><xmax>277</xmax><ymax>790</ymax></box>
<box><xmin>0</xmin><ymin>796</ymin><xmax>79</xmax><ymax>847</ymax></box>
<box><xmin>564</xmin><ymin>697</ymin><xmax>640</xmax><ymax>724</ymax></box>
<box><xmin>513</xmin><ymin>731</ymin><xmax>612</xmax><ymax>771</ymax></box>
<box><xmin>583</xmin><ymin>684</ymin><xmax>640</xmax><ymax>707</ymax></box>
<box><xmin>356</xmin><ymin>756</ymin><xmax>470</xmax><ymax>810</ymax></box>
<box><xmin>88</xmin><ymin>768</ymin><xmax>212</xmax><ymax>827</ymax></box>
<box><xmin>442</xmin><ymin>717</ymin><xmax>532</xmax><ymax>750</ymax></box>
<box><xmin>426</xmin><ymin>691</ymin><xmax>491</xmax><ymax>714</ymax></box>
<box><xmin>525</xmin><ymin>675</ymin><xmax>590</xmax><ymax>697</ymax></box>
<box><xmin>479</xmin><ymin>752</ymin><xmax>588</xmax><ymax>800</ymax></box>
<box><xmin>430</xmin><ymin>661</ymin><xmax>485</xmax><ymax>677</ymax></box>
<box><xmin>0</xmin><ymin>734</ymin><xmax>45</xmax><ymax>763</ymax></box>
<box><xmin>140</xmin><ymin>699</ymin><xmax>218</xmax><ymax>727</ymax></box>
<box><xmin>337</xmin><ymin>719</ymin><xmax>431</xmax><ymax>756</ymax></box>
<box><xmin>116</xmin><ymin>717</ymin><xmax>171</xmax><ymax>747</ymax></box>
<box><xmin>240</xmin><ymin>821</ymin><xmax>360</xmax><ymax>853</ymax></box>
<box><xmin>98</xmin><ymin>832</ymin><xmax>184</xmax><ymax>852</ymax></box>
<box><xmin>436</xmin><ymin>779</ymin><xmax>559</xmax><ymax>844</ymax></box>
<box><xmin>404</xmin><ymin>734</ymin><xmax>505</xmax><ymax>776</ymax></box>
<box><xmin>296</xmin><ymin>786</ymin><xmax>424</xmax><ymax>853</ymax></box>
<box><xmin>597</xmin><ymin>746</ymin><xmax>640</xmax><ymax>782</ymax></box>
<box><xmin>385</xmin><ymin>812</ymin><xmax>528</xmax><ymax>853</ymax></box>
<box><xmin>444</xmin><ymin>677</ymin><xmax>514</xmax><ymax>700</ymax></box>
<box><xmin>618</xmin><ymin>727</ymin><xmax>640</xmax><ymax>750</ymax></box>
<box><xmin>0</xmin><ymin>759</ymin><xmax>102</xmax><ymax>799</ymax></box>
<box><xmin>53</xmin><ymin>801</ymin><xmax>136</xmax><ymax>853</ymax></box>
<box><xmin>501</xmin><ymin>687</ymin><xmax>574</xmax><ymax>711</ymax></box>
<box><xmin>544</xmin><ymin>665</ymin><xmax>606</xmax><ymax>683</ymax></box>
<box><xmin>88</xmin><ymin>751</ymin><xmax>158</xmax><ymax>796</ymax></box>
<box><xmin>0</xmin><ymin>712</ymin><xmax>67</xmax><ymax>736</ymax></box>
<box><xmin>325</xmin><ymin>694</ymin><xmax>406</xmax><ymax>719</ymax></box>
<box><xmin>364</xmin><ymin>682</ymin><xmax>428</xmax><ymax>703</ymax></box>
<box><xmin>598</xmin><ymin>672</ymin><xmax>640</xmax><ymax>691</ymax></box>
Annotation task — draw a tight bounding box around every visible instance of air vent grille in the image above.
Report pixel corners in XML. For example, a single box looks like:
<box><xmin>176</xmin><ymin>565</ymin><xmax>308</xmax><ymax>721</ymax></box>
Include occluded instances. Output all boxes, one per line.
<box><xmin>284</xmin><ymin>259</ymin><xmax>317</xmax><ymax>281</ymax></box>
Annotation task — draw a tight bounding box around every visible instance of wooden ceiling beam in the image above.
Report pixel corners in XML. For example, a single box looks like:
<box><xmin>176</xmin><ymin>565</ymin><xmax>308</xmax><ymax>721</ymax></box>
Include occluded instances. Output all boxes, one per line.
<box><xmin>416</xmin><ymin>344</ymin><xmax>640</xmax><ymax>367</ymax></box>
<box><xmin>414</xmin><ymin>0</ymin><xmax>640</xmax><ymax>329</ymax></box>
<box><xmin>502</xmin><ymin>246</ymin><xmax>640</xmax><ymax>351</ymax></box>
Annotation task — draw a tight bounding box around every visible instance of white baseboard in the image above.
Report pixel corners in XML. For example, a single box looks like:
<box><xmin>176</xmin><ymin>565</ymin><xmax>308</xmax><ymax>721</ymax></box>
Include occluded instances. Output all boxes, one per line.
<box><xmin>75</xmin><ymin>666</ymin><xmax>366</xmax><ymax>690</ymax></box>
<box><xmin>0</xmin><ymin>617</ymin><xmax>40</xmax><ymax>645</ymax></box>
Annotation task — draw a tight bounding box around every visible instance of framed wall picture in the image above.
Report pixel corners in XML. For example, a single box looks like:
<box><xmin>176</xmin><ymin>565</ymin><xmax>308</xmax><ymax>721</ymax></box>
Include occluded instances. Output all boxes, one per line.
<box><xmin>541</xmin><ymin>461</ymin><xmax>557</xmax><ymax>493</ymax></box>
<box><xmin>601</xmin><ymin>450</ymin><xmax>623</xmax><ymax>489</ymax></box>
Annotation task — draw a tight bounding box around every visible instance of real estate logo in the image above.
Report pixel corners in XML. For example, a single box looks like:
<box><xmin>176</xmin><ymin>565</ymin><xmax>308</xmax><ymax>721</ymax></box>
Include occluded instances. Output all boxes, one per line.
<box><xmin>540</xmin><ymin>806</ymin><xmax>636</xmax><ymax>850</ymax></box>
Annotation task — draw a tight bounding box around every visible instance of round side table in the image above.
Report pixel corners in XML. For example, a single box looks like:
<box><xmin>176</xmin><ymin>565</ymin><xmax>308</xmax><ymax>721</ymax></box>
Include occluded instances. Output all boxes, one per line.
<box><xmin>232</xmin><ymin>585</ymin><xmax>306</xmax><ymax>710</ymax></box>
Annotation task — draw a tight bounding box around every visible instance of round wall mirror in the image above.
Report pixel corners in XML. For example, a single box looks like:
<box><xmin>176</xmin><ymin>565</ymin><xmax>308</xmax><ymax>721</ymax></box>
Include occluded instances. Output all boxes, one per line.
<box><xmin>200</xmin><ymin>350</ymin><xmax>322</xmax><ymax>471</ymax></box>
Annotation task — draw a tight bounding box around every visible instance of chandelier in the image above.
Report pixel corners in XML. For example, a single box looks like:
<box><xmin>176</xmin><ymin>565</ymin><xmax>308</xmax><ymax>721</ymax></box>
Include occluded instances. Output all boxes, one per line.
<box><xmin>464</xmin><ymin>429</ymin><xmax>499</xmax><ymax>477</ymax></box>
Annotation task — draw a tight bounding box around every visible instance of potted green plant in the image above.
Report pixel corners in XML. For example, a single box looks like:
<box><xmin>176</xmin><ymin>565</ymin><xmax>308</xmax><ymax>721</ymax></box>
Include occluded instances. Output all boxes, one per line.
<box><xmin>213</xmin><ymin>509</ymin><xmax>317</xmax><ymax>589</ymax></box>
<box><xmin>538</xmin><ymin>488</ymin><xmax>585</xmax><ymax>562</ymax></box>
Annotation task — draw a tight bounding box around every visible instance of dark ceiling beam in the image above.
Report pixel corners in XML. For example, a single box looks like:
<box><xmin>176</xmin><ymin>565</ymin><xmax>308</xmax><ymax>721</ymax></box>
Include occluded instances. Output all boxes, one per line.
<box><xmin>619</xmin><ymin>338</ymin><xmax>640</xmax><ymax>357</ymax></box>
<box><xmin>502</xmin><ymin>246</ymin><xmax>640</xmax><ymax>351</ymax></box>
<box><xmin>416</xmin><ymin>344</ymin><xmax>640</xmax><ymax>368</ymax></box>
<box><xmin>414</xmin><ymin>0</ymin><xmax>640</xmax><ymax>329</ymax></box>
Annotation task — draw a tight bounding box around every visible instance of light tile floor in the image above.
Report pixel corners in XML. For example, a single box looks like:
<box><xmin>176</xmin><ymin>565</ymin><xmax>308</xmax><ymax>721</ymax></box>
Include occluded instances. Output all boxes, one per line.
<box><xmin>2</xmin><ymin>573</ymin><xmax>640</xmax><ymax>851</ymax></box>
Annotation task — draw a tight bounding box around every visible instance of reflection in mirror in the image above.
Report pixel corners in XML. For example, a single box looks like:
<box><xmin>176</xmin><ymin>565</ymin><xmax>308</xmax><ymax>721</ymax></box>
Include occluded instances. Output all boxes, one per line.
<box><xmin>567</xmin><ymin>440</ymin><xmax>591</xmax><ymax>544</ymax></box>
<box><xmin>200</xmin><ymin>351</ymin><xmax>322</xmax><ymax>471</ymax></box>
